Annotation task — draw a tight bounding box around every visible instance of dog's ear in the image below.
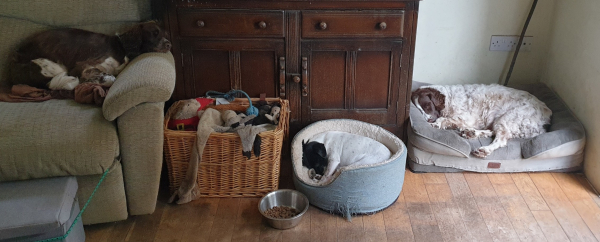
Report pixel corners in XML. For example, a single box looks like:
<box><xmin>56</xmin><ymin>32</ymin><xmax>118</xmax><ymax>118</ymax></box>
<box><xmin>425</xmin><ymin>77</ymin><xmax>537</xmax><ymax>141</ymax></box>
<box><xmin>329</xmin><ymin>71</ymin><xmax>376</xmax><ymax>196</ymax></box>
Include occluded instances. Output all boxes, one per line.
<box><xmin>429</xmin><ymin>89</ymin><xmax>446</xmax><ymax>111</ymax></box>
<box><xmin>411</xmin><ymin>89</ymin><xmax>423</xmax><ymax>105</ymax></box>
<box><xmin>416</xmin><ymin>88</ymin><xmax>445</xmax><ymax>112</ymax></box>
<box><xmin>315</xmin><ymin>143</ymin><xmax>327</xmax><ymax>159</ymax></box>
<box><xmin>118</xmin><ymin>24</ymin><xmax>143</xmax><ymax>59</ymax></box>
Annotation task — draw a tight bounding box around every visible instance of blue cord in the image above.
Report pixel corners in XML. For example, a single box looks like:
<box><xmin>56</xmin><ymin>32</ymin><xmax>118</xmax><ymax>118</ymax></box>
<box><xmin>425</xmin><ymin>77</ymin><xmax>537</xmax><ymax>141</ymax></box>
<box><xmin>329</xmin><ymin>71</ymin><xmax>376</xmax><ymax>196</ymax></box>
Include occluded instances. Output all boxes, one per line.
<box><xmin>35</xmin><ymin>168</ymin><xmax>110</xmax><ymax>242</ymax></box>
<box><xmin>205</xmin><ymin>90</ymin><xmax>258</xmax><ymax>116</ymax></box>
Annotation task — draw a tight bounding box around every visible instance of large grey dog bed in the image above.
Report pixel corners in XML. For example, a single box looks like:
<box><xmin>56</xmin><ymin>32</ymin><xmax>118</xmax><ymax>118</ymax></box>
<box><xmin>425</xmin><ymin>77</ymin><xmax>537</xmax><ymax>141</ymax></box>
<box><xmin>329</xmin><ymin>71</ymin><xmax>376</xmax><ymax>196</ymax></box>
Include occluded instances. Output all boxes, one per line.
<box><xmin>408</xmin><ymin>82</ymin><xmax>586</xmax><ymax>173</ymax></box>
<box><xmin>292</xmin><ymin>119</ymin><xmax>407</xmax><ymax>220</ymax></box>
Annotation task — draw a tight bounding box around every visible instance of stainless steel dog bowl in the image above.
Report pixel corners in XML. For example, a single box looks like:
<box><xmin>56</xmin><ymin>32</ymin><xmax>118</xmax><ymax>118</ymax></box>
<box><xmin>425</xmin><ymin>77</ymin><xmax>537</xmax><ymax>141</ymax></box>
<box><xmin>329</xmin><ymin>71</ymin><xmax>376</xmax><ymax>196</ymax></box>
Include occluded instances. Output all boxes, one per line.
<box><xmin>258</xmin><ymin>189</ymin><xmax>310</xmax><ymax>230</ymax></box>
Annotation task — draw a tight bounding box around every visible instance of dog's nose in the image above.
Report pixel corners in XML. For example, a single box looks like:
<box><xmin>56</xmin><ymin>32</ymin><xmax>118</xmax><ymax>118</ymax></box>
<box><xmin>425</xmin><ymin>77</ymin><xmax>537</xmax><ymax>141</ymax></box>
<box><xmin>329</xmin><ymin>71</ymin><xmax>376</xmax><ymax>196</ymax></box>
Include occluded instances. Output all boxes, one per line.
<box><xmin>165</xmin><ymin>42</ymin><xmax>172</xmax><ymax>50</ymax></box>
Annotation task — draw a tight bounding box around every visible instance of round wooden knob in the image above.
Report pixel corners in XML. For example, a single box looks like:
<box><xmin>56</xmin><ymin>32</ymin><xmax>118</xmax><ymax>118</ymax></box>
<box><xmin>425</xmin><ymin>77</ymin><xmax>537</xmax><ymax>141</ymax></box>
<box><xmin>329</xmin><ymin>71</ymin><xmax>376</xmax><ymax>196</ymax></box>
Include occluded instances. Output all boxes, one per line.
<box><xmin>379</xmin><ymin>22</ymin><xmax>387</xmax><ymax>30</ymax></box>
<box><xmin>197</xmin><ymin>20</ymin><xmax>205</xmax><ymax>27</ymax></box>
<box><xmin>258</xmin><ymin>21</ymin><xmax>267</xmax><ymax>29</ymax></box>
<box><xmin>319</xmin><ymin>22</ymin><xmax>327</xmax><ymax>30</ymax></box>
<box><xmin>293</xmin><ymin>76</ymin><xmax>301</xmax><ymax>83</ymax></box>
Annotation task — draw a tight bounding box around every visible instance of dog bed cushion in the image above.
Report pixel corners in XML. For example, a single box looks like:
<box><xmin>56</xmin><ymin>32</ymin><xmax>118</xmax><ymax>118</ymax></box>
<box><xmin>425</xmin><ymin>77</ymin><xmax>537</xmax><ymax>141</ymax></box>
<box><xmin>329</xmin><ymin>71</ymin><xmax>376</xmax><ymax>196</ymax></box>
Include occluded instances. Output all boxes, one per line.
<box><xmin>408</xmin><ymin>82</ymin><xmax>586</xmax><ymax>172</ymax></box>
<box><xmin>292</xmin><ymin>119</ymin><xmax>407</xmax><ymax>219</ymax></box>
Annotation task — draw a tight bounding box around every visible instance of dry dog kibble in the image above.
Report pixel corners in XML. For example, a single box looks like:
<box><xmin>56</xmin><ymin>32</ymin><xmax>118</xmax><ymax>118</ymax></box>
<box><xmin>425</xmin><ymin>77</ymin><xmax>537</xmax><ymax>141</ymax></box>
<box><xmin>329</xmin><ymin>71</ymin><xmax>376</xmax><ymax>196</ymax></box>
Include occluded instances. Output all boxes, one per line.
<box><xmin>264</xmin><ymin>206</ymin><xmax>300</xmax><ymax>219</ymax></box>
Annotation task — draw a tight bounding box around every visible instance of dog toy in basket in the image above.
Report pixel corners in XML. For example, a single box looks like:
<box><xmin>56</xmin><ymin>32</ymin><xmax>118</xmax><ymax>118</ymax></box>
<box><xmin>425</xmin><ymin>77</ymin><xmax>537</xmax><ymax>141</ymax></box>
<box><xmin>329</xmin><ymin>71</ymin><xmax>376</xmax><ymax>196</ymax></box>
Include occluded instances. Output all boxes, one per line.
<box><xmin>167</xmin><ymin>98</ymin><xmax>214</xmax><ymax>131</ymax></box>
<box><xmin>205</xmin><ymin>89</ymin><xmax>259</xmax><ymax>116</ymax></box>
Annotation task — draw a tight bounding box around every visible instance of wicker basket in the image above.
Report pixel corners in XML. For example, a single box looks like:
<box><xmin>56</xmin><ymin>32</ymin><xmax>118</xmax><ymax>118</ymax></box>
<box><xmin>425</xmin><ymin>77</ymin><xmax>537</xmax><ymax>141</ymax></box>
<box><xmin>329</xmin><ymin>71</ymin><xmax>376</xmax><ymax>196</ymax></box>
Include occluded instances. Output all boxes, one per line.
<box><xmin>163</xmin><ymin>98</ymin><xmax>289</xmax><ymax>197</ymax></box>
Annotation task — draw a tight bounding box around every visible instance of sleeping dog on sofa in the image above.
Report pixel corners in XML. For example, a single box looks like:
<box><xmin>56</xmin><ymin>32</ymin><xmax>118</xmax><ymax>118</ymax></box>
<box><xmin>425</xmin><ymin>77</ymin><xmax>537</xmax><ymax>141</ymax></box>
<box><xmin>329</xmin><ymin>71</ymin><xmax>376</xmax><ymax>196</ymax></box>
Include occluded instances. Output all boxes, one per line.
<box><xmin>8</xmin><ymin>21</ymin><xmax>171</xmax><ymax>90</ymax></box>
<box><xmin>302</xmin><ymin>131</ymin><xmax>391</xmax><ymax>184</ymax></box>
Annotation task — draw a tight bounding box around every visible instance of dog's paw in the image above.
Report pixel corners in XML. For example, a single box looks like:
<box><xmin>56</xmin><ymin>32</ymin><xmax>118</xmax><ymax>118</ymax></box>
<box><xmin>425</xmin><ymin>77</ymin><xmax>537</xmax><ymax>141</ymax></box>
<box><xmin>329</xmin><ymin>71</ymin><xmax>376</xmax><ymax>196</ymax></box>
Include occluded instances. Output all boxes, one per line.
<box><xmin>48</xmin><ymin>73</ymin><xmax>79</xmax><ymax>90</ymax></box>
<box><xmin>471</xmin><ymin>147</ymin><xmax>491</xmax><ymax>158</ymax></box>
<box><xmin>460</xmin><ymin>129</ymin><xmax>477</xmax><ymax>139</ymax></box>
<box><xmin>101</xmin><ymin>75</ymin><xmax>116</xmax><ymax>87</ymax></box>
<box><xmin>430</xmin><ymin>122</ymin><xmax>442</xmax><ymax>129</ymax></box>
<box><xmin>478</xmin><ymin>130</ymin><xmax>493</xmax><ymax>138</ymax></box>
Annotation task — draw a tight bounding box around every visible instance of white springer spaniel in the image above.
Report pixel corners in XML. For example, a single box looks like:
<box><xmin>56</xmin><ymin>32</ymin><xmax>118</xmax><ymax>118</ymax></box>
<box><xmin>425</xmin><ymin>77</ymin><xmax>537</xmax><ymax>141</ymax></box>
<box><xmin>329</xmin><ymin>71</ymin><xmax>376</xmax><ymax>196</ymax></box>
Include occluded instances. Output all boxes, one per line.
<box><xmin>411</xmin><ymin>84</ymin><xmax>552</xmax><ymax>158</ymax></box>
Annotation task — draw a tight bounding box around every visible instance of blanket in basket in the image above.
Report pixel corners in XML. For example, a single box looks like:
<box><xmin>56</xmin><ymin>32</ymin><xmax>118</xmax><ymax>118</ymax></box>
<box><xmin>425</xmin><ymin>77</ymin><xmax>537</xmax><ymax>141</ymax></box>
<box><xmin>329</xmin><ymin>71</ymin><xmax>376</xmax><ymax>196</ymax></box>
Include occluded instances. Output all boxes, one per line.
<box><xmin>168</xmin><ymin>108</ymin><xmax>268</xmax><ymax>204</ymax></box>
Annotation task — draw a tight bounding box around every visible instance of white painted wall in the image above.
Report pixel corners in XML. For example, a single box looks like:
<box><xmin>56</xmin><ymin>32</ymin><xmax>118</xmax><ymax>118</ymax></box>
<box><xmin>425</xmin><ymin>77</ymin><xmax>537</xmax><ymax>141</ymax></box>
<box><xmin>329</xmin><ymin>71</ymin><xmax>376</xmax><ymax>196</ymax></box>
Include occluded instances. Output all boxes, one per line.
<box><xmin>413</xmin><ymin>0</ymin><xmax>556</xmax><ymax>85</ymax></box>
<box><xmin>541</xmin><ymin>0</ymin><xmax>600</xmax><ymax>190</ymax></box>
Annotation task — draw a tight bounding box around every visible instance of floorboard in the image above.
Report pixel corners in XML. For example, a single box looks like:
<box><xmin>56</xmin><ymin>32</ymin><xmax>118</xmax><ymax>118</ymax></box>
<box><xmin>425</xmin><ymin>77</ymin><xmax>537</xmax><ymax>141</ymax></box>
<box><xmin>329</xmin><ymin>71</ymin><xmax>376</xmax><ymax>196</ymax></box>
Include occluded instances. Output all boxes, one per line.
<box><xmin>382</xmin><ymin>192</ymin><xmax>415</xmax><ymax>242</ymax></box>
<box><xmin>362</xmin><ymin>210</ymin><xmax>387</xmax><ymax>242</ymax></box>
<box><xmin>553</xmin><ymin>173</ymin><xmax>600</xmax><ymax>241</ymax></box>
<box><xmin>310</xmin><ymin>206</ymin><xmax>338</xmax><ymax>242</ymax></box>
<box><xmin>180</xmin><ymin>197</ymin><xmax>220</xmax><ymax>242</ymax></box>
<box><xmin>403</xmin><ymin>172</ymin><xmax>444</xmax><ymax>242</ymax></box>
<box><xmin>464</xmin><ymin>173</ymin><xmax>520</xmax><ymax>242</ymax></box>
<box><xmin>445</xmin><ymin>173</ymin><xmax>495</xmax><ymax>242</ymax></box>
<box><xmin>488</xmin><ymin>174</ymin><xmax>547</xmax><ymax>242</ymax></box>
<box><xmin>83</xmin><ymin>170</ymin><xmax>600</xmax><ymax>242</ymax></box>
<box><xmin>208</xmin><ymin>198</ymin><xmax>241</xmax><ymax>242</ymax></box>
<box><xmin>575</xmin><ymin>174</ymin><xmax>600</xmax><ymax>208</ymax></box>
<box><xmin>511</xmin><ymin>173</ymin><xmax>550</xmax><ymax>211</ymax></box>
<box><xmin>231</xmin><ymin>198</ymin><xmax>262</xmax><ymax>242</ymax></box>
<box><xmin>529</xmin><ymin>173</ymin><xmax>598</xmax><ymax>242</ymax></box>
<box><xmin>425</xmin><ymin>182</ymin><xmax>475</xmax><ymax>242</ymax></box>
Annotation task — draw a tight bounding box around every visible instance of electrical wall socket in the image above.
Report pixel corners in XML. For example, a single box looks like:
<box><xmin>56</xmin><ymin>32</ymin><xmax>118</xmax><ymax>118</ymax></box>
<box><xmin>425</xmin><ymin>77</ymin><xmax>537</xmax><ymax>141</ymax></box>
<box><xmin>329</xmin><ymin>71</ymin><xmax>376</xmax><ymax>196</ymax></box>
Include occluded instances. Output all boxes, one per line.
<box><xmin>489</xmin><ymin>35</ymin><xmax>533</xmax><ymax>52</ymax></box>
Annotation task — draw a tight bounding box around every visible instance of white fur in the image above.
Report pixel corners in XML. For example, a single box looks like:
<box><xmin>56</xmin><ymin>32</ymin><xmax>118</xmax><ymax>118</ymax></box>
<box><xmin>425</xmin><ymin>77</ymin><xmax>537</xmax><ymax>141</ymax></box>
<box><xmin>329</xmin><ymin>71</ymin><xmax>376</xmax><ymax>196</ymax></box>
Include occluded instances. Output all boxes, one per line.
<box><xmin>32</xmin><ymin>58</ymin><xmax>66</xmax><ymax>78</ymax></box>
<box><xmin>32</xmin><ymin>56</ymin><xmax>127</xmax><ymax>90</ymax></box>
<box><xmin>308</xmin><ymin>131</ymin><xmax>391</xmax><ymax>183</ymax></box>
<box><xmin>32</xmin><ymin>58</ymin><xmax>80</xmax><ymax>90</ymax></box>
<box><xmin>97</xmin><ymin>56</ymin><xmax>128</xmax><ymax>75</ymax></box>
<box><xmin>48</xmin><ymin>72</ymin><xmax>79</xmax><ymax>90</ymax></box>
<box><xmin>101</xmin><ymin>75</ymin><xmax>116</xmax><ymax>87</ymax></box>
<box><xmin>415</xmin><ymin>84</ymin><xmax>552</xmax><ymax>158</ymax></box>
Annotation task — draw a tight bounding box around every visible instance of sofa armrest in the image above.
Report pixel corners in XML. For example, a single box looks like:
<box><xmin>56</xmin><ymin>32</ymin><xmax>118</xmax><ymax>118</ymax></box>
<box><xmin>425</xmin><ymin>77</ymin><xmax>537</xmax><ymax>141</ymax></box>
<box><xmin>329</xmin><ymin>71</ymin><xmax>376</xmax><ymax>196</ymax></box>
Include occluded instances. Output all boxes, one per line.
<box><xmin>102</xmin><ymin>52</ymin><xmax>176</xmax><ymax>121</ymax></box>
<box><xmin>117</xmin><ymin>102</ymin><xmax>165</xmax><ymax>215</ymax></box>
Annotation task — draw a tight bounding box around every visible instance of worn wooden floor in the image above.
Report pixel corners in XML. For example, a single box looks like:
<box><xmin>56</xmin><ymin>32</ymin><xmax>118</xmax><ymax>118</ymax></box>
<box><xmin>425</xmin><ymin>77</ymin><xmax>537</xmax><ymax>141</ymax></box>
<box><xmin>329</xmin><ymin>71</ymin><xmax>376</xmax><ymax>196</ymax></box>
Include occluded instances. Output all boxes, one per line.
<box><xmin>85</xmin><ymin>170</ymin><xmax>600</xmax><ymax>242</ymax></box>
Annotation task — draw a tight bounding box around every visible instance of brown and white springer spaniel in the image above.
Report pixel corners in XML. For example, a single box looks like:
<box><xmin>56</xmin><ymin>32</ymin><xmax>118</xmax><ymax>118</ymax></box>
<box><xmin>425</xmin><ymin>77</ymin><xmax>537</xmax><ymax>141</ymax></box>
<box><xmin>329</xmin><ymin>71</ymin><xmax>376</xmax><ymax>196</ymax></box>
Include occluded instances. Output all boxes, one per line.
<box><xmin>8</xmin><ymin>21</ymin><xmax>171</xmax><ymax>90</ymax></box>
<box><xmin>412</xmin><ymin>84</ymin><xmax>552</xmax><ymax>158</ymax></box>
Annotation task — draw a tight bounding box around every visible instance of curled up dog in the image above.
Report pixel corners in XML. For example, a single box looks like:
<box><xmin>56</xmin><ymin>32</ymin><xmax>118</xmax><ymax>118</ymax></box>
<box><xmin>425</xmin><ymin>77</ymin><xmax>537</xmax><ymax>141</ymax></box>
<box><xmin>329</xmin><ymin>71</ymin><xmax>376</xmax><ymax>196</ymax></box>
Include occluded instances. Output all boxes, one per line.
<box><xmin>411</xmin><ymin>84</ymin><xmax>552</xmax><ymax>158</ymax></box>
<box><xmin>8</xmin><ymin>21</ymin><xmax>171</xmax><ymax>91</ymax></box>
<box><xmin>302</xmin><ymin>131</ymin><xmax>392</xmax><ymax>184</ymax></box>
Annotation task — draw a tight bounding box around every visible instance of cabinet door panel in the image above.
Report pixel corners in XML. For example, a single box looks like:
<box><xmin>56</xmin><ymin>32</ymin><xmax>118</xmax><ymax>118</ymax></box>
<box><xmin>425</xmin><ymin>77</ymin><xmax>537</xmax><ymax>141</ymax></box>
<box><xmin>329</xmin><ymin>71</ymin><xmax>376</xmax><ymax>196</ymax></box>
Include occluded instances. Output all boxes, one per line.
<box><xmin>355</xmin><ymin>51</ymin><xmax>392</xmax><ymax>109</ymax></box>
<box><xmin>301</xmin><ymin>40</ymin><xmax>402</xmax><ymax>127</ymax></box>
<box><xmin>191</xmin><ymin>50</ymin><xmax>231</xmax><ymax>97</ymax></box>
<box><xmin>240</xmin><ymin>51</ymin><xmax>277</xmax><ymax>98</ymax></box>
<box><xmin>182</xmin><ymin>40</ymin><xmax>284</xmax><ymax>99</ymax></box>
<box><xmin>309</xmin><ymin>51</ymin><xmax>346</xmax><ymax>109</ymax></box>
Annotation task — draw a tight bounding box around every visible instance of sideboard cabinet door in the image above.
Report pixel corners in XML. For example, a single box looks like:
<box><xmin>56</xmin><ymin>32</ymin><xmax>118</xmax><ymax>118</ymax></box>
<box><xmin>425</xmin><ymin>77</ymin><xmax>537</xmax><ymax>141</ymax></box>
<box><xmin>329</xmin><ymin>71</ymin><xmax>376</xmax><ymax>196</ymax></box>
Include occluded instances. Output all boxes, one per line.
<box><xmin>180</xmin><ymin>39</ymin><xmax>285</xmax><ymax>98</ymax></box>
<box><xmin>300</xmin><ymin>40</ymin><xmax>404</xmax><ymax>134</ymax></box>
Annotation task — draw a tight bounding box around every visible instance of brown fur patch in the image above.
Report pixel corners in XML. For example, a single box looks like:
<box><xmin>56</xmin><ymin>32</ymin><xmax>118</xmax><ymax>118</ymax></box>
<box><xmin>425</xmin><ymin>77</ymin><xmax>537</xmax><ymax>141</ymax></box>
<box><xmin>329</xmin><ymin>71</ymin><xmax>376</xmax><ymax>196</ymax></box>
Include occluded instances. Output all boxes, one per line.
<box><xmin>412</xmin><ymin>87</ymin><xmax>446</xmax><ymax>112</ymax></box>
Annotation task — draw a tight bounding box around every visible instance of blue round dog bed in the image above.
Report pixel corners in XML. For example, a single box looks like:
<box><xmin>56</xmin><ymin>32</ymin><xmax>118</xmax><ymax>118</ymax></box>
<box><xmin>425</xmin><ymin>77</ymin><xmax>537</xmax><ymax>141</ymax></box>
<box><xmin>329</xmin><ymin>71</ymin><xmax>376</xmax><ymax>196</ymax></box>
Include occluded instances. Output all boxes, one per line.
<box><xmin>292</xmin><ymin>119</ymin><xmax>407</xmax><ymax>220</ymax></box>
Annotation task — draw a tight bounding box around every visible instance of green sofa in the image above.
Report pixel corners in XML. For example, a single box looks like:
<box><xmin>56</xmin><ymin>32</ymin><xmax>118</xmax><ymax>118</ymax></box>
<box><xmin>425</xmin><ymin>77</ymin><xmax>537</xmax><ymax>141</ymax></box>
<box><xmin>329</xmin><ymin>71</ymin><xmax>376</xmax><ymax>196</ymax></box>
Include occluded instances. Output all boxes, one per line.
<box><xmin>0</xmin><ymin>0</ymin><xmax>175</xmax><ymax>224</ymax></box>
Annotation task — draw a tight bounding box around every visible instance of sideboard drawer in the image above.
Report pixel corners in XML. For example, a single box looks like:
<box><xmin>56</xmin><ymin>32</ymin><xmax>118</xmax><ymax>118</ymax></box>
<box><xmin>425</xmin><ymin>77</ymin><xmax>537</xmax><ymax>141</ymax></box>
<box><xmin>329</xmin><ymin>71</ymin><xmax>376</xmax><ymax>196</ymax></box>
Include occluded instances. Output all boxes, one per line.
<box><xmin>302</xmin><ymin>11</ymin><xmax>404</xmax><ymax>38</ymax></box>
<box><xmin>178</xmin><ymin>10</ymin><xmax>285</xmax><ymax>38</ymax></box>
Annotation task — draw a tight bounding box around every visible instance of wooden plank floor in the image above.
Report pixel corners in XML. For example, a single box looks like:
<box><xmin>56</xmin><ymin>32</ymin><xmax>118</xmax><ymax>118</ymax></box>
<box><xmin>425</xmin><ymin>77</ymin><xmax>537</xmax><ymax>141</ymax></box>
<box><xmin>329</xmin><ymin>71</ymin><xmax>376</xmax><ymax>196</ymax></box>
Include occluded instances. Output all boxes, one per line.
<box><xmin>85</xmin><ymin>170</ymin><xmax>600</xmax><ymax>242</ymax></box>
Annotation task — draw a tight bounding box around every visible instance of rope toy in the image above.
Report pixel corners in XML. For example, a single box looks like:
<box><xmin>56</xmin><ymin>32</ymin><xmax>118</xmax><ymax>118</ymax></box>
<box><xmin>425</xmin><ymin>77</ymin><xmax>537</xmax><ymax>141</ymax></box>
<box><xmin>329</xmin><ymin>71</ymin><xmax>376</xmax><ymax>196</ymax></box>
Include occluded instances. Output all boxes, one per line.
<box><xmin>206</xmin><ymin>90</ymin><xmax>259</xmax><ymax>116</ymax></box>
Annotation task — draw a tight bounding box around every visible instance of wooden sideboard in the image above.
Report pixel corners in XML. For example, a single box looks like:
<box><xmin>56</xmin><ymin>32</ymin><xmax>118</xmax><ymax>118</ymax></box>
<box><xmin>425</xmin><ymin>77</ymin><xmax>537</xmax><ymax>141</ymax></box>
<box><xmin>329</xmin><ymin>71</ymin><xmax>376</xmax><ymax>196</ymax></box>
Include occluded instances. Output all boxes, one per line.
<box><xmin>164</xmin><ymin>0</ymin><xmax>420</xmax><ymax>139</ymax></box>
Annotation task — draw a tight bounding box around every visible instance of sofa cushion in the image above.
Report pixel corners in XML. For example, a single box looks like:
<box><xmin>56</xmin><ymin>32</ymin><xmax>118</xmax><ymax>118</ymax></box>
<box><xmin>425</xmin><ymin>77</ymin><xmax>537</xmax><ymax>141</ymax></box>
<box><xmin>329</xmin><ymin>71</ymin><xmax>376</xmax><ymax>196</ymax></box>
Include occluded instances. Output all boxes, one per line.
<box><xmin>0</xmin><ymin>100</ymin><xmax>119</xmax><ymax>181</ymax></box>
<box><xmin>0</xmin><ymin>0</ymin><xmax>151</xmax><ymax>27</ymax></box>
